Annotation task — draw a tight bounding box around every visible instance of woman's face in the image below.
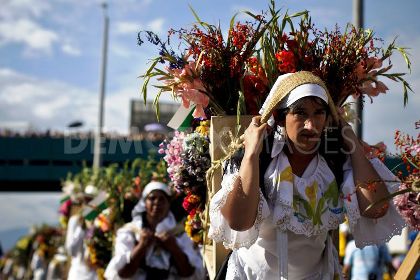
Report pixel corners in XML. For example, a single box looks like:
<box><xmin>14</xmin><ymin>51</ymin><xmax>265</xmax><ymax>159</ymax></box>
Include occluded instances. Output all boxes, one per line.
<box><xmin>284</xmin><ymin>97</ymin><xmax>328</xmax><ymax>153</ymax></box>
<box><xmin>145</xmin><ymin>190</ymin><xmax>170</xmax><ymax>222</ymax></box>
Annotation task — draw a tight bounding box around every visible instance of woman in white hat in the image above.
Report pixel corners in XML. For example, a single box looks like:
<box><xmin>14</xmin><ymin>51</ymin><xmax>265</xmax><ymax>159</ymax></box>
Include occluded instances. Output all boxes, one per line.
<box><xmin>105</xmin><ymin>181</ymin><xmax>205</xmax><ymax>280</ymax></box>
<box><xmin>65</xmin><ymin>185</ymin><xmax>99</xmax><ymax>280</ymax></box>
<box><xmin>208</xmin><ymin>71</ymin><xmax>405</xmax><ymax>279</ymax></box>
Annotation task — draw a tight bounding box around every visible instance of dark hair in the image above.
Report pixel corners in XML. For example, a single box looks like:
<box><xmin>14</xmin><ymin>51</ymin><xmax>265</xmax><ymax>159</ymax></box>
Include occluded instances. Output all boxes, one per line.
<box><xmin>273</xmin><ymin>96</ymin><xmax>329</xmax><ymax>122</ymax></box>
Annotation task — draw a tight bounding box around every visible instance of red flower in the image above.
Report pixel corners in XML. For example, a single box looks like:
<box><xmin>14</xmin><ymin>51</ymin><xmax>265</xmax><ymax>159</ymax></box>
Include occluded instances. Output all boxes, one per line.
<box><xmin>182</xmin><ymin>193</ymin><xmax>201</xmax><ymax>213</ymax></box>
<box><xmin>275</xmin><ymin>50</ymin><xmax>296</xmax><ymax>73</ymax></box>
<box><xmin>243</xmin><ymin>75</ymin><xmax>269</xmax><ymax>115</ymax></box>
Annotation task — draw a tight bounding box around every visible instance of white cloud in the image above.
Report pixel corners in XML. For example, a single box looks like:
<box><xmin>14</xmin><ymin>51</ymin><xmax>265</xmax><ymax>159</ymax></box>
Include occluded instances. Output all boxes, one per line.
<box><xmin>147</xmin><ymin>18</ymin><xmax>165</xmax><ymax>34</ymax></box>
<box><xmin>0</xmin><ymin>0</ymin><xmax>51</xmax><ymax>20</ymax></box>
<box><xmin>0</xmin><ymin>67</ymin><xmax>169</xmax><ymax>134</ymax></box>
<box><xmin>115</xmin><ymin>21</ymin><xmax>142</xmax><ymax>35</ymax></box>
<box><xmin>0</xmin><ymin>19</ymin><xmax>58</xmax><ymax>54</ymax></box>
<box><xmin>61</xmin><ymin>43</ymin><xmax>81</xmax><ymax>56</ymax></box>
<box><xmin>0</xmin><ymin>68</ymin><xmax>98</xmax><ymax>131</ymax></box>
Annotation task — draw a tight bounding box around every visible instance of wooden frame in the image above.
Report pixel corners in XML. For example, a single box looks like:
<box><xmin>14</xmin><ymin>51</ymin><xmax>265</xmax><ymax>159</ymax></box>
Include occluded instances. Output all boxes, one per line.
<box><xmin>395</xmin><ymin>233</ymin><xmax>420</xmax><ymax>280</ymax></box>
<box><xmin>204</xmin><ymin>115</ymin><xmax>253</xmax><ymax>279</ymax></box>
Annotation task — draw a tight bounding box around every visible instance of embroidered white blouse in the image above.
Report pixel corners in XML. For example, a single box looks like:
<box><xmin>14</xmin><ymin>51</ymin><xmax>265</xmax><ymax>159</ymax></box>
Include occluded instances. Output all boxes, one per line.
<box><xmin>208</xmin><ymin>151</ymin><xmax>406</xmax><ymax>280</ymax></box>
<box><xmin>104</xmin><ymin>212</ymin><xmax>205</xmax><ymax>280</ymax></box>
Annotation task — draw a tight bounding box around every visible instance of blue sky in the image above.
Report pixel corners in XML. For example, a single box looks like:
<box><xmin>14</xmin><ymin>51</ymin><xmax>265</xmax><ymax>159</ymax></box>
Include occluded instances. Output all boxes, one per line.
<box><xmin>0</xmin><ymin>0</ymin><xmax>419</xmax><ymax>242</ymax></box>
<box><xmin>0</xmin><ymin>0</ymin><xmax>419</xmax><ymax>147</ymax></box>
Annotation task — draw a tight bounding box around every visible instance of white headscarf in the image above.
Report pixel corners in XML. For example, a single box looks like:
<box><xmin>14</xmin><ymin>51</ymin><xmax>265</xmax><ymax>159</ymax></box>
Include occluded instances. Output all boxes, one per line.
<box><xmin>131</xmin><ymin>181</ymin><xmax>171</xmax><ymax>220</ymax></box>
<box><xmin>259</xmin><ymin>73</ymin><xmax>329</xmax><ymax>157</ymax></box>
<box><xmin>259</xmin><ymin>73</ymin><xmax>329</xmax><ymax>126</ymax></box>
<box><xmin>130</xmin><ymin>181</ymin><xmax>175</xmax><ymax>270</ymax></box>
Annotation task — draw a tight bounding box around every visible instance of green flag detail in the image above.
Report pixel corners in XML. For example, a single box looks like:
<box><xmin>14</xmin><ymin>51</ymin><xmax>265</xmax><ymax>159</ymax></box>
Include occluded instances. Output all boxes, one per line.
<box><xmin>82</xmin><ymin>191</ymin><xmax>108</xmax><ymax>221</ymax></box>
<box><xmin>167</xmin><ymin>104</ymin><xmax>195</xmax><ymax>131</ymax></box>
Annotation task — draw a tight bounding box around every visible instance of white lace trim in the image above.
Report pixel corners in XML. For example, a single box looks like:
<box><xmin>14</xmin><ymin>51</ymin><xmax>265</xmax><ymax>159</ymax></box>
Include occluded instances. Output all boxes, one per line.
<box><xmin>343</xmin><ymin>157</ymin><xmax>407</xmax><ymax>247</ymax></box>
<box><xmin>343</xmin><ymin>192</ymin><xmax>361</xmax><ymax>230</ymax></box>
<box><xmin>273</xmin><ymin>203</ymin><xmax>344</xmax><ymax>236</ymax></box>
<box><xmin>354</xmin><ymin>222</ymin><xmax>406</xmax><ymax>248</ymax></box>
<box><xmin>211</xmin><ymin>172</ymin><xmax>238</xmax><ymax>213</ymax></box>
<box><xmin>208</xmin><ymin>168</ymin><xmax>268</xmax><ymax>250</ymax></box>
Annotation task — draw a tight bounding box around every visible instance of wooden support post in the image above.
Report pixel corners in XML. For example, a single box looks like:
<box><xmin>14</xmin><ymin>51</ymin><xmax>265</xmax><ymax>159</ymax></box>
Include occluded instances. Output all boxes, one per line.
<box><xmin>204</xmin><ymin>115</ymin><xmax>253</xmax><ymax>279</ymax></box>
<box><xmin>395</xmin><ymin>233</ymin><xmax>420</xmax><ymax>280</ymax></box>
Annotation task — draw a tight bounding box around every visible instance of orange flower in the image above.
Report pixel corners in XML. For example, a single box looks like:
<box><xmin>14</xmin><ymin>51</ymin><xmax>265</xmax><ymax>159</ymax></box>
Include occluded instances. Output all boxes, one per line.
<box><xmin>275</xmin><ymin>50</ymin><xmax>296</xmax><ymax>73</ymax></box>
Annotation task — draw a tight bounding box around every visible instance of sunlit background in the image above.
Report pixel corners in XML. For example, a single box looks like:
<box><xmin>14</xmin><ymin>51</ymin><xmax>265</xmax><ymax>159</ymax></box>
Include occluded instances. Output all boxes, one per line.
<box><xmin>0</xmin><ymin>0</ymin><xmax>419</xmax><ymax>251</ymax></box>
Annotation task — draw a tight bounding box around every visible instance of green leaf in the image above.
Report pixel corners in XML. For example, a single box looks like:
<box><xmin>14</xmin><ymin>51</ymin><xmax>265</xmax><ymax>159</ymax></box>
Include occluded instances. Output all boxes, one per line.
<box><xmin>294</xmin><ymin>195</ymin><xmax>313</xmax><ymax>218</ymax></box>
<box><xmin>324</xmin><ymin>180</ymin><xmax>339</xmax><ymax>207</ymax></box>
<box><xmin>236</xmin><ymin>90</ymin><xmax>245</xmax><ymax>136</ymax></box>
<box><xmin>145</xmin><ymin>58</ymin><xmax>160</xmax><ymax>76</ymax></box>
<box><xmin>153</xmin><ymin>89</ymin><xmax>163</xmax><ymax>122</ymax></box>
<box><xmin>141</xmin><ymin>76</ymin><xmax>150</xmax><ymax>105</ymax></box>
<box><xmin>188</xmin><ymin>5</ymin><xmax>210</xmax><ymax>29</ymax></box>
<box><xmin>314</xmin><ymin>198</ymin><xmax>325</xmax><ymax>226</ymax></box>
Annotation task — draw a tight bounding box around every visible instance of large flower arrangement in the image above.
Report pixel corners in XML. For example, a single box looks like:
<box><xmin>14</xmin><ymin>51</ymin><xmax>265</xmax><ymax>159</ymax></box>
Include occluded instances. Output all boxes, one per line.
<box><xmin>159</xmin><ymin>121</ymin><xmax>211</xmax><ymax>243</ymax></box>
<box><xmin>1</xmin><ymin>225</ymin><xmax>63</xmax><ymax>279</ymax></box>
<box><xmin>139</xmin><ymin>9</ymin><xmax>271</xmax><ymax>118</ymax></box>
<box><xmin>140</xmin><ymin>1</ymin><xmax>411</xmax><ymax>121</ymax></box>
<box><xmin>85</xmin><ymin>214</ymin><xmax>113</xmax><ymax>280</ymax></box>
<box><xmin>260</xmin><ymin>8</ymin><xmax>412</xmax><ymax>107</ymax></box>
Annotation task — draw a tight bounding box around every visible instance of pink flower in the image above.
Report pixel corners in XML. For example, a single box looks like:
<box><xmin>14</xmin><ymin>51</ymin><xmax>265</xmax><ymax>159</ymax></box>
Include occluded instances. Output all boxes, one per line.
<box><xmin>361</xmin><ymin>80</ymin><xmax>389</xmax><ymax>97</ymax></box>
<box><xmin>177</xmin><ymin>86</ymin><xmax>209</xmax><ymax>119</ymax></box>
<box><xmin>366</xmin><ymin>57</ymin><xmax>383</xmax><ymax>70</ymax></box>
<box><xmin>160</xmin><ymin>60</ymin><xmax>210</xmax><ymax>119</ymax></box>
<box><xmin>394</xmin><ymin>183</ymin><xmax>420</xmax><ymax>231</ymax></box>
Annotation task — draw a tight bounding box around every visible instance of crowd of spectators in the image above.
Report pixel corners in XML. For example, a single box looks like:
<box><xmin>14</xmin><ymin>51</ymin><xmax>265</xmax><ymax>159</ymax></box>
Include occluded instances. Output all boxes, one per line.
<box><xmin>0</xmin><ymin>129</ymin><xmax>168</xmax><ymax>142</ymax></box>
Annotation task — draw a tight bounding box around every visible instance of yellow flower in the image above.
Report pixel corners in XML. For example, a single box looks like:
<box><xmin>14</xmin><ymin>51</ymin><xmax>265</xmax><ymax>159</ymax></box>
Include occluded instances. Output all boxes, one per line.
<box><xmin>195</xmin><ymin>120</ymin><xmax>210</xmax><ymax>136</ymax></box>
<box><xmin>16</xmin><ymin>237</ymin><xmax>30</xmax><ymax>250</ymax></box>
<box><xmin>277</xmin><ymin>166</ymin><xmax>293</xmax><ymax>184</ymax></box>
<box><xmin>97</xmin><ymin>268</ymin><xmax>105</xmax><ymax>280</ymax></box>
<box><xmin>191</xmin><ymin>233</ymin><xmax>202</xmax><ymax>243</ymax></box>
<box><xmin>305</xmin><ymin>181</ymin><xmax>318</xmax><ymax>210</ymax></box>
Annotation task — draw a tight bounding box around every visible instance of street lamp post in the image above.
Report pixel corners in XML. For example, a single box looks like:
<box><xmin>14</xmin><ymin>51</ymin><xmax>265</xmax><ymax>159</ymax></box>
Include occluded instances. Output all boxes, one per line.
<box><xmin>93</xmin><ymin>2</ymin><xmax>109</xmax><ymax>169</ymax></box>
<box><xmin>353</xmin><ymin>0</ymin><xmax>364</xmax><ymax>139</ymax></box>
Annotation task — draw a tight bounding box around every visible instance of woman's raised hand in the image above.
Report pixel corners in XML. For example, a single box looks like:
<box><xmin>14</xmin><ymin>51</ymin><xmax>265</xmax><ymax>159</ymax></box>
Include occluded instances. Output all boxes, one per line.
<box><xmin>155</xmin><ymin>232</ymin><xmax>178</xmax><ymax>252</ymax></box>
<box><xmin>243</xmin><ymin>116</ymin><xmax>268</xmax><ymax>159</ymax></box>
<box><xmin>138</xmin><ymin>228</ymin><xmax>155</xmax><ymax>249</ymax></box>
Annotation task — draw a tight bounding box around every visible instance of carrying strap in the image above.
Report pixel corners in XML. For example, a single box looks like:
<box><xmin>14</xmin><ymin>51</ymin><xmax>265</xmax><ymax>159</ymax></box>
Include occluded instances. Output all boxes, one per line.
<box><xmin>277</xmin><ymin>229</ymin><xmax>288</xmax><ymax>280</ymax></box>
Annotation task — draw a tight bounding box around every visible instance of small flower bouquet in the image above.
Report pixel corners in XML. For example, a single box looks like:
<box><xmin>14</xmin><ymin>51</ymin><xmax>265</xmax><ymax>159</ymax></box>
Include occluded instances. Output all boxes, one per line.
<box><xmin>159</xmin><ymin>121</ymin><xmax>211</xmax><ymax>243</ymax></box>
<box><xmin>85</xmin><ymin>221</ymin><xmax>113</xmax><ymax>280</ymax></box>
<box><xmin>392</xmin><ymin>127</ymin><xmax>420</xmax><ymax>230</ymax></box>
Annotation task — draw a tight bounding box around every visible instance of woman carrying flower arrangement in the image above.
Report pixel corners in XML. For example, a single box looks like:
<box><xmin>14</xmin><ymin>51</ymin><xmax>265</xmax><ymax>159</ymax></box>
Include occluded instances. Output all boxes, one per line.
<box><xmin>66</xmin><ymin>185</ymin><xmax>99</xmax><ymax>280</ymax></box>
<box><xmin>104</xmin><ymin>181</ymin><xmax>205</xmax><ymax>280</ymax></box>
<box><xmin>208</xmin><ymin>71</ymin><xmax>406</xmax><ymax>279</ymax></box>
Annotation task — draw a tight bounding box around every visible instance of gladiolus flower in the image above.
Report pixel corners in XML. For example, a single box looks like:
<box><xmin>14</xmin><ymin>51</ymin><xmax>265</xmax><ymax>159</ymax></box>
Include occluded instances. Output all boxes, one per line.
<box><xmin>275</xmin><ymin>50</ymin><xmax>296</xmax><ymax>73</ymax></box>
